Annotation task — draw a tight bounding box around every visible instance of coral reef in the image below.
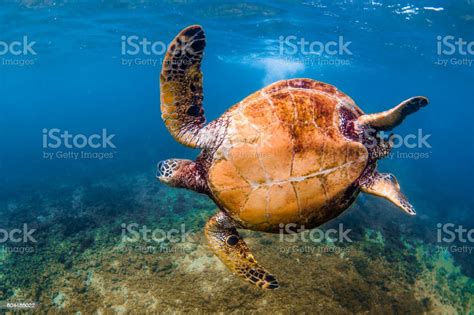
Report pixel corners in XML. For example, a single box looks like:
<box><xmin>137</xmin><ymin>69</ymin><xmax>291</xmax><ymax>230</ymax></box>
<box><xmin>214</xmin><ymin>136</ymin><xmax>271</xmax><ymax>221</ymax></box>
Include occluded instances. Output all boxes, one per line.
<box><xmin>0</xmin><ymin>173</ymin><xmax>472</xmax><ymax>313</ymax></box>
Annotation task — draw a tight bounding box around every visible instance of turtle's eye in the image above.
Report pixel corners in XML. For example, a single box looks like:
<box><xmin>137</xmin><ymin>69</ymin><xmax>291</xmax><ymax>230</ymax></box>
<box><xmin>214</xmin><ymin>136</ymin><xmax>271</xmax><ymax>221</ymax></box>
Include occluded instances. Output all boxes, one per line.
<box><xmin>226</xmin><ymin>235</ymin><xmax>239</xmax><ymax>246</ymax></box>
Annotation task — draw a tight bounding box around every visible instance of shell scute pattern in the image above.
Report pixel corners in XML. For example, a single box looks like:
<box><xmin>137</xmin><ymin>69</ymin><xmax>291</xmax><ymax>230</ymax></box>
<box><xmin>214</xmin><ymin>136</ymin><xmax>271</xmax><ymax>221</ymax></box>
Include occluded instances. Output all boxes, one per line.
<box><xmin>208</xmin><ymin>79</ymin><xmax>368</xmax><ymax>230</ymax></box>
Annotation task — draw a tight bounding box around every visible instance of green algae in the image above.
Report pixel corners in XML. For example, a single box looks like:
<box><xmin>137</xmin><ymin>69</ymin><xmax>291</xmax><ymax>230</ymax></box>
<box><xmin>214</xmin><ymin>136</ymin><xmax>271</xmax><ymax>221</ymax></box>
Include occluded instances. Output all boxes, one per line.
<box><xmin>364</xmin><ymin>228</ymin><xmax>385</xmax><ymax>246</ymax></box>
<box><xmin>414</xmin><ymin>244</ymin><xmax>474</xmax><ymax>313</ymax></box>
<box><xmin>0</xmin><ymin>172</ymin><xmax>472</xmax><ymax>313</ymax></box>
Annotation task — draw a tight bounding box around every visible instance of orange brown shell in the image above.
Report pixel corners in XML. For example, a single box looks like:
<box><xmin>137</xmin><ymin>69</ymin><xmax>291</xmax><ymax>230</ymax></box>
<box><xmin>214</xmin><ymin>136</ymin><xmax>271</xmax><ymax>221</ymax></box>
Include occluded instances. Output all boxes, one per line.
<box><xmin>208</xmin><ymin>79</ymin><xmax>369</xmax><ymax>231</ymax></box>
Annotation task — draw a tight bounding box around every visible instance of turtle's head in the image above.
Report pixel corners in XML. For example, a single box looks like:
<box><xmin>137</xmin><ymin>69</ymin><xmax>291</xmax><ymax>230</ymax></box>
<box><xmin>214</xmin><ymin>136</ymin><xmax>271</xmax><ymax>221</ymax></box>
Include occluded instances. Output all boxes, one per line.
<box><xmin>156</xmin><ymin>159</ymin><xmax>186</xmax><ymax>185</ymax></box>
<box><xmin>156</xmin><ymin>158</ymin><xmax>209</xmax><ymax>193</ymax></box>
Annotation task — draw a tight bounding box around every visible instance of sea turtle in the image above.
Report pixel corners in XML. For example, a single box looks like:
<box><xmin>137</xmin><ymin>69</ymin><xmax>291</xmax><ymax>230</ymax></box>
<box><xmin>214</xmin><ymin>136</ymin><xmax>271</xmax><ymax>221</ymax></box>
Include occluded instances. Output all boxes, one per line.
<box><xmin>156</xmin><ymin>25</ymin><xmax>428</xmax><ymax>289</ymax></box>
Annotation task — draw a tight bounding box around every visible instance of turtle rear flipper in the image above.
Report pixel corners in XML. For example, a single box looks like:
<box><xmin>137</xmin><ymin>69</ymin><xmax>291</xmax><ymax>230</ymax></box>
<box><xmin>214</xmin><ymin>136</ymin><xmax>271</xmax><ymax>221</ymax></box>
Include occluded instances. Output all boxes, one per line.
<box><xmin>160</xmin><ymin>25</ymin><xmax>207</xmax><ymax>148</ymax></box>
<box><xmin>205</xmin><ymin>212</ymin><xmax>279</xmax><ymax>290</ymax></box>
<box><xmin>357</xmin><ymin>96</ymin><xmax>429</xmax><ymax>131</ymax></box>
<box><xmin>361</xmin><ymin>172</ymin><xmax>416</xmax><ymax>215</ymax></box>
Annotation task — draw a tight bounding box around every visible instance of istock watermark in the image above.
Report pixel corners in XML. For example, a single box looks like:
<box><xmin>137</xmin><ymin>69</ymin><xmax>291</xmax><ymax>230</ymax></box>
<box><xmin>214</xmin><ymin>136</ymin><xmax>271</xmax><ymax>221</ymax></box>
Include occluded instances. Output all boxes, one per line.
<box><xmin>42</xmin><ymin>128</ymin><xmax>117</xmax><ymax>160</ymax></box>
<box><xmin>120</xmin><ymin>223</ymin><xmax>193</xmax><ymax>243</ymax></box>
<box><xmin>435</xmin><ymin>35</ymin><xmax>474</xmax><ymax>67</ymax></box>
<box><xmin>120</xmin><ymin>35</ymin><xmax>167</xmax><ymax>67</ymax></box>
<box><xmin>279</xmin><ymin>223</ymin><xmax>353</xmax><ymax>243</ymax></box>
<box><xmin>118</xmin><ymin>223</ymin><xmax>194</xmax><ymax>254</ymax></box>
<box><xmin>278</xmin><ymin>245</ymin><xmax>346</xmax><ymax>255</ymax></box>
<box><xmin>0</xmin><ymin>224</ymin><xmax>37</xmax><ymax>254</ymax></box>
<box><xmin>0</xmin><ymin>36</ymin><xmax>37</xmax><ymax>66</ymax></box>
<box><xmin>436</xmin><ymin>223</ymin><xmax>474</xmax><ymax>254</ymax></box>
<box><xmin>278</xmin><ymin>35</ymin><xmax>353</xmax><ymax>66</ymax></box>
<box><xmin>0</xmin><ymin>224</ymin><xmax>37</xmax><ymax>243</ymax></box>
<box><xmin>277</xmin><ymin>223</ymin><xmax>352</xmax><ymax>256</ymax></box>
<box><xmin>361</xmin><ymin>128</ymin><xmax>433</xmax><ymax>160</ymax></box>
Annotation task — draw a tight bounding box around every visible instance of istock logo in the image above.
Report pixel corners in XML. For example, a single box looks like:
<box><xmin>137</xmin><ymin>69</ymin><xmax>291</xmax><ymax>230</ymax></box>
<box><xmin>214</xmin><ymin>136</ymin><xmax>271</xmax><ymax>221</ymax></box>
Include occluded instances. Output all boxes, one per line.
<box><xmin>120</xmin><ymin>35</ymin><xmax>167</xmax><ymax>67</ymax></box>
<box><xmin>0</xmin><ymin>36</ymin><xmax>37</xmax><ymax>66</ymax></box>
<box><xmin>437</xmin><ymin>223</ymin><xmax>474</xmax><ymax>243</ymax></box>
<box><xmin>0</xmin><ymin>224</ymin><xmax>37</xmax><ymax>243</ymax></box>
<box><xmin>121</xmin><ymin>35</ymin><xmax>167</xmax><ymax>56</ymax></box>
<box><xmin>360</xmin><ymin>128</ymin><xmax>433</xmax><ymax>161</ymax></box>
<box><xmin>279</xmin><ymin>35</ymin><xmax>353</xmax><ymax>56</ymax></box>
<box><xmin>0</xmin><ymin>36</ymin><xmax>36</xmax><ymax>55</ymax></box>
<box><xmin>42</xmin><ymin>128</ymin><xmax>117</xmax><ymax>160</ymax></box>
<box><xmin>279</xmin><ymin>223</ymin><xmax>352</xmax><ymax>243</ymax></box>
<box><xmin>120</xmin><ymin>223</ymin><xmax>193</xmax><ymax>243</ymax></box>
<box><xmin>437</xmin><ymin>36</ymin><xmax>474</xmax><ymax>56</ymax></box>
<box><xmin>278</xmin><ymin>35</ymin><xmax>352</xmax><ymax>67</ymax></box>
<box><xmin>42</xmin><ymin>128</ymin><xmax>116</xmax><ymax>149</ymax></box>
<box><xmin>435</xmin><ymin>35</ymin><xmax>474</xmax><ymax>67</ymax></box>
<box><xmin>381</xmin><ymin>129</ymin><xmax>432</xmax><ymax>149</ymax></box>
<box><xmin>436</xmin><ymin>223</ymin><xmax>474</xmax><ymax>254</ymax></box>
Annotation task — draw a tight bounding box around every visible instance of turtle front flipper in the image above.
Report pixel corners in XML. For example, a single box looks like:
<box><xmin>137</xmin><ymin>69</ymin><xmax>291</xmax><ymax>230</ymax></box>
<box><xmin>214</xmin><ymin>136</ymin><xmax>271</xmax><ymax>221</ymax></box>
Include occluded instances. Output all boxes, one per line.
<box><xmin>357</xmin><ymin>96</ymin><xmax>429</xmax><ymax>131</ymax></box>
<box><xmin>205</xmin><ymin>212</ymin><xmax>279</xmax><ymax>290</ymax></box>
<box><xmin>160</xmin><ymin>25</ymin><xmax>207</xmax><ymax>148</ymax></box>
<box><xmin>361</xmin><ymin>172</ymin><xmax>416</xmax><ymax>215</ymax></box>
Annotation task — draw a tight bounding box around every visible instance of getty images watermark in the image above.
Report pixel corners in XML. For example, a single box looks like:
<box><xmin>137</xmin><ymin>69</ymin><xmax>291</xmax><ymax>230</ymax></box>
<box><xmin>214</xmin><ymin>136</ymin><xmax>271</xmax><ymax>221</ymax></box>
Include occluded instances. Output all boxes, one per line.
<box><xmin>435</xmin><ymin>35</ymin><xmax>474</xmax><ymax>67</ymax></box>
<box><xmin>0</xmin><ymin>36</ymin><xmax>37</xmax><ymax>67</ymax></box>
<box><xmin>42</xmin><ymin>128</ymin><xmax>117</xmax><ymax>160</ymax></box>
<box><xmin>365</xmin><ymin>128</ymin><xmax>433</xmax><ymax>160</ymax></box>
<box><xmin>120</xmin><ymin>35</ymin><xmax>168</xmax><ymax>67</ymax></box>
<box><xmin>118</xmin><ymin>223</ymin><xmax>194</xmax><ymax>254</ymax></box>
<box><xmin>278</xmin><ymin>35</ymin><xmax>353</xmax><ymax>66</ymax></box>
<box><xmin>436</xmin><ymin>223</ymin><xmax>474</xmax><ymax>254</ymax></box>
<box><xmin>0</xmin><ymin>224</ymin><xmax>37</xmax><ymax>254</ymax></box>
<box><xmin>278</xmin><ymin>223</ymin><xmax>352</xmax><ymax>255</ymax></box>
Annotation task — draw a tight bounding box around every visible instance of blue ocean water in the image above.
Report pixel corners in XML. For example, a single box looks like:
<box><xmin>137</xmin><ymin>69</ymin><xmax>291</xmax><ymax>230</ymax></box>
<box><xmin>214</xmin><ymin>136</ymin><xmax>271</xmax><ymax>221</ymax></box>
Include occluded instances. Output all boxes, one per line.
<box><xmin>0</xmin><ymin>0</ymin><xmax>473</xmax><ymax>312</ymax></box>
<box><xmin>1</xmin><ymin>0</ymin><xmax>472</xmax><ymax>217</ymax></box>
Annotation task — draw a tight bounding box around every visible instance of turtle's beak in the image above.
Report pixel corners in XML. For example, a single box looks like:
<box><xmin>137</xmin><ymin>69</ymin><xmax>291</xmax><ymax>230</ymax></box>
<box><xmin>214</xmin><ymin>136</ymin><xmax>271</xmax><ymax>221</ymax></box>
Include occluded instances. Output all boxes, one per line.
<box><xmin>156</xmin><ymin>160</ymin><xmax>169</xmax><ymax>182</ymax></box>
<box><xmin>156</xmin><ymin>161</ymin><xmax>164</xmax><ymax>179</ymax></box>
<box><xmin>156</xmin><ymin>159</ymin><xmax>181</xmax><ymax>184</ymax></box>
